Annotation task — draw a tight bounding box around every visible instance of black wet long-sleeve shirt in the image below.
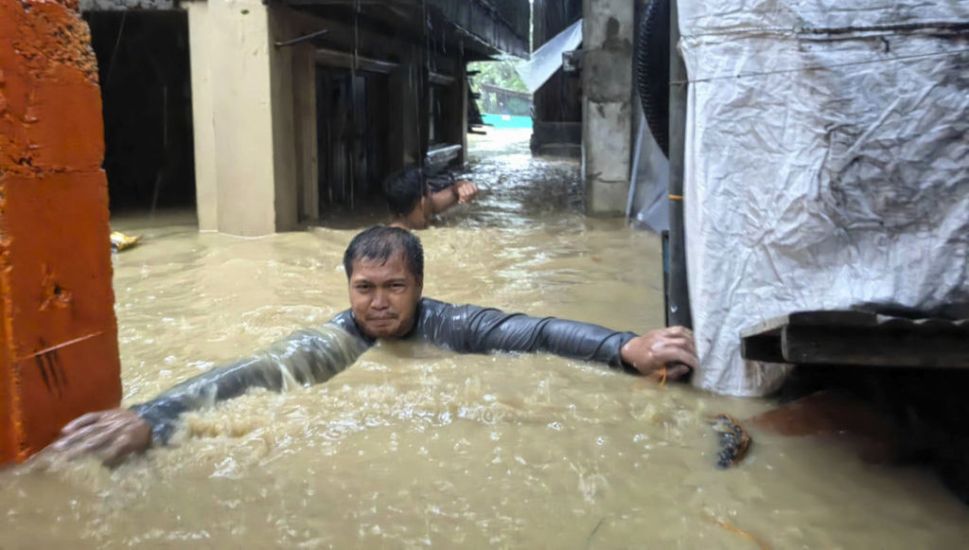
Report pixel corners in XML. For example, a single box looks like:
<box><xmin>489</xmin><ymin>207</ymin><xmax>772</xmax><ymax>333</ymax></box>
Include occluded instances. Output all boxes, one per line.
<box><xmin>132</xmin><ymin>298</ymin><xmax>637</xmax><ymax>445</ymax></box>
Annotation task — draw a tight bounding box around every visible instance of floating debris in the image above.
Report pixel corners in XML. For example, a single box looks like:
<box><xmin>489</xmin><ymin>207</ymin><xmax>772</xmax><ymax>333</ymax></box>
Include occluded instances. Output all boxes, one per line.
<box><xmin>110</xmin><ymin>231</ymin><xmax>141</xmax><ymax>252</ymax></box>
<box><xmin>711</xmin><ymin>413</ymin><xmax>752</xmax><ymax>468</ymax></box>
<box><xmin>705</xmin><ymin>512</ymin><xmax>771</xmax><ymax>550</ymax></box>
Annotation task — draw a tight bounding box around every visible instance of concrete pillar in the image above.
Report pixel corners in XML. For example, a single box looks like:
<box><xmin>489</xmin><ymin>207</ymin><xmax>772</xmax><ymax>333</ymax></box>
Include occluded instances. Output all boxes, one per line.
<box><xmin>185</xmin><ymin>0</ymin><xmax>300</xmax><ymax>235</ymax></box>
<box><xmin>1</xmin><ymin>0</ymin><xmax>121</xmax><ymax>463</ymax></box>
<box><xmin>186</xmin><ymin>0</ymin><xmax>217</xmax><ymax>230</ymax></box>
<box><xmin>582</xmin><ymin>0</ymin><xmax>634</xmax><ymax>215</ymax></box>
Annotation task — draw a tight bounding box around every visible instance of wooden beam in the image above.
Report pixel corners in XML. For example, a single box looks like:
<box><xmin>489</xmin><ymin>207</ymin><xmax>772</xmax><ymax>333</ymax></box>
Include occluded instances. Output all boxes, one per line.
<box><xmin>782</xmin><ymin>326</ymin><xmax>969</xmax><ymax>369</ymax></box>
<box><xmin>315</xmin><ymin>47</ymin><xmax>399</xmax><ymax>73</ymax></box>
<box><xmin>741</xmin><ymin>310</ymin><xmax>969</xmax><ymax>369</ymax></box>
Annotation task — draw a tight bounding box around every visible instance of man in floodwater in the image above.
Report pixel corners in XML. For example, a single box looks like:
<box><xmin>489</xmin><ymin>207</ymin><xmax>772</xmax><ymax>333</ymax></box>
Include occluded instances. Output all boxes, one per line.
<box><xmin>50</xmin><ymin>226</ymin><xmax>698</xmax><ymax>465</ymax></box>
<box><xmin>385</xmin><ymin>166</ymin><xmax>479</xmax><ymax>230</ymax></box>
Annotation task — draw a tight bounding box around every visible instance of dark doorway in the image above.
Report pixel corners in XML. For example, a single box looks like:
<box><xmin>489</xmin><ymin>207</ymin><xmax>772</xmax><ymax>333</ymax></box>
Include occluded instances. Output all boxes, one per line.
<box><xmin>84</xmin><ymin>11</ymin><xmax>195</xmax><ymax>213</ymax></box>
<box><xmin>316</xmin><ymin>68</ymin><xmax>389</xmax><ymax>213</ymax></box>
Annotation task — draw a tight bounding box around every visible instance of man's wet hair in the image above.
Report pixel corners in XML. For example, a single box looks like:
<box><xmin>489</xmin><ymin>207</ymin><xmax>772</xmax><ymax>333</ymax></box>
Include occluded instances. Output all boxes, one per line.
<box><xmin>383</xmin><ymin>166</ymin><xmax>425</xmax><ymax>217</ymax></box>
<box><xmin>343</xmin><ymin>226</ymin><xmax>424</xmax><ymax>281</ymax></box>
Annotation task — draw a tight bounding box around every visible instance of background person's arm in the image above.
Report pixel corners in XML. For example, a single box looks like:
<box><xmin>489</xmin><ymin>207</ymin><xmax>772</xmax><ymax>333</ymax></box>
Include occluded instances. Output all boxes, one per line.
<box><xmin>427</xmin><ymin>178</ymin><xmax>478</xmax><ymax>215</ymax></box>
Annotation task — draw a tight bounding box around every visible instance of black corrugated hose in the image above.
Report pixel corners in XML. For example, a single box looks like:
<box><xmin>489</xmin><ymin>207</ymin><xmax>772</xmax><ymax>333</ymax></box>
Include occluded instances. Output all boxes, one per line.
<box><xmin>635</xmin><ymin>0</ymin><xmax>670</xmax><ymax>157</ymax></box>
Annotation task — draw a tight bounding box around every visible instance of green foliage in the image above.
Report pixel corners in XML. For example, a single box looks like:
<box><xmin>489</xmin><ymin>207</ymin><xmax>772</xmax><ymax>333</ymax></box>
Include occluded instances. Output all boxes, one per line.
<box><xmin>468</xmin><ymin>60</ymin><xmax>529</xmax><ymax>93</ymax></box>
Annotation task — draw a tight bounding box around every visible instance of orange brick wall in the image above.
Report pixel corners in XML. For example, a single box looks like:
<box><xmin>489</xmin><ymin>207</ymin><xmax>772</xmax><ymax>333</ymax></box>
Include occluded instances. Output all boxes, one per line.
<box><xmin>0</xmin><ymin>0</ymin><xmax>121</xmax><ymax>463</ymax></box>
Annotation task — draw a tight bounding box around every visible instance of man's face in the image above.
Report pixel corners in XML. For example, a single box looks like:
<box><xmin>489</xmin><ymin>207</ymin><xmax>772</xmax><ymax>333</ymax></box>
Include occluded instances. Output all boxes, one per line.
<box><xmin>348</xmin><ymin>253</ymin><xmax>422</xmax><ymax>339</ymax></box>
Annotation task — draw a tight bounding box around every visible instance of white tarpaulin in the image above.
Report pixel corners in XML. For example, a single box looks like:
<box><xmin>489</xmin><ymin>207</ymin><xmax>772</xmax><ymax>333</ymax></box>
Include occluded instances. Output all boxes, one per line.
<box><xmin>516</xmin><ymin>19</ymin><xmax>582</xmax><ymax>93</ymax></box>
<box><xmin>678</xmin><ymin>1</ymin><xmax>969</xmax><ymax>396</ymax></box>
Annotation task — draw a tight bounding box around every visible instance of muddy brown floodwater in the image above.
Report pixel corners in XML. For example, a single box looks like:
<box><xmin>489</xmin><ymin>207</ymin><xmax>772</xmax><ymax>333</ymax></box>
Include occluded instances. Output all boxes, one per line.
<box><xmin>2</xmin><ymin>130</ymin><xmax>968</xmax><ymax>548</ymax></box>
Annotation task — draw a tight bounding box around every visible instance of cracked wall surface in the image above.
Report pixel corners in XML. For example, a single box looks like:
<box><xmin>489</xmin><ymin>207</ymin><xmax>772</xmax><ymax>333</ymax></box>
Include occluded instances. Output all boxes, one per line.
<box><xmin>0</xmin><ymin>0</ymin><xmax>121</xmax><ymax>463</ymax></box>
<box><xmin>582</xmin><ymin>0</ymin><xmax>634</xmax><ymax>215</ymax></box>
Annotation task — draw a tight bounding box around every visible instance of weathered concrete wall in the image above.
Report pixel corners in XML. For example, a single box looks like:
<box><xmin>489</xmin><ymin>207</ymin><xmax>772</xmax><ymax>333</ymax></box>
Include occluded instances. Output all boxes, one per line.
<box><xmin>186</xmin><ymin>0</ymin><xmax>302</xmax><ymax>235</ymax></box>
<box><xmin>0</xmin><ymin>0</ymin><xmax>121</xmax><ymax>462</ymax></box>
<box><xmin>582</xmin><ymin>0</ymin><xmax>634</xmax><ymax>215</ymax></box>
<box><xmin>212</xmin><ymin>0</ymin><xmax>276</xmax><ymax>235</ymax></box>
<box><xmin>186</xmin><ymin>0</ymin><xmax>218</xmax><ymax>230</ymax></box>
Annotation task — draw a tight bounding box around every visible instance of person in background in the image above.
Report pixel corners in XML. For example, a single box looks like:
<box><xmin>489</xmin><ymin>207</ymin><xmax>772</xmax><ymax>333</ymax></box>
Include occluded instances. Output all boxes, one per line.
<box><xmin>385</xmin><ymin>166</ymin><xmax>479</xmax><ymax>230</ymax></box>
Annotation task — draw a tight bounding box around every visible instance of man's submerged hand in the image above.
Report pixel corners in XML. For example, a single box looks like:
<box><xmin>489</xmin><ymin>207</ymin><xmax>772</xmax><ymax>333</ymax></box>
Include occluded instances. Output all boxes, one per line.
<box><xmin>621</xmin><ymin>326</ymin><xmax>699</xmax><ymax>382</ymax></box>
<box><xmin>46</xmin><ymin>408</ymin><xmax>152</xmax><ymax>467</ymax></box>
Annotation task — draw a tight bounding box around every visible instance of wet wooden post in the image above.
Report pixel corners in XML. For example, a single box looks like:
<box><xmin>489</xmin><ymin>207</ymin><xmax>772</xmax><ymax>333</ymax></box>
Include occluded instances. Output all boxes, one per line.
<box><xmin>449</xmin><ymin>61</ymin><xmax>469</xmax><ymax>166</ymax></box>
<box><xmin>0</xmin><ymin>0</ymin><xmax>122</xmax><ymax>463</ymax></box>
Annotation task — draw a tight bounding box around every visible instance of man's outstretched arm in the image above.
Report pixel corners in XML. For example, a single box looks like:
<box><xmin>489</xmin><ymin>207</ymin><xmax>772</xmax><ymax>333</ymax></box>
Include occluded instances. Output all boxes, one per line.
<box><xmin>48</xmin><ymin>324</ymin><xmax>369</xmax><ymax>465</ymax></box>
<box><xmin>428</xmin><ymin>302</ymin><xmax>697</xmax><ymax>379</ymax></box>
